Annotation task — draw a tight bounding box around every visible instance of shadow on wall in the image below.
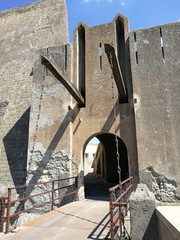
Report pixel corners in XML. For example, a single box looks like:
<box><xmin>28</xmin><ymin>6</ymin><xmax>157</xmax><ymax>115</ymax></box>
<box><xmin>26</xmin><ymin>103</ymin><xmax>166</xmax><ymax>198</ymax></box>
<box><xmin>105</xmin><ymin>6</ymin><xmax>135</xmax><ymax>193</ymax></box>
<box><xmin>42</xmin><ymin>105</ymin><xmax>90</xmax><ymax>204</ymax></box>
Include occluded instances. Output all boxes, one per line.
<box><xmin>101</xmin><ymin>100</ymin><xmax>119</xmax><ymax>132</ymax></box>
<box><xmin>142</xmin><ymin>211</ymin><xmax>158</xmax><ymax>240</ymax></box>
<box><xmin>3</xmin><ymin>107</ymin><xmax>30</xmax><ymax>192</ymax></box>
<box><xmin>26</xmin><ymin>104</ymin><xmax>80</xmax><ymax>196</ymax></box>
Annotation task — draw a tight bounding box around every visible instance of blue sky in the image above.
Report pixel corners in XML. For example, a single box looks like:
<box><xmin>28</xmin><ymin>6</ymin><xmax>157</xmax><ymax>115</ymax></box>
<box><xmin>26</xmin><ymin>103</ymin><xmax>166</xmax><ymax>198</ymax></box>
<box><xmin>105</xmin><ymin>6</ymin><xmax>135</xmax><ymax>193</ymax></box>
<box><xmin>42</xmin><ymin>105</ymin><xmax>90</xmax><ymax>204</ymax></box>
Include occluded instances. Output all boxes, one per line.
<box><xmin>0</xmin><ymin>0</ymin><xmax>179</xmax><ymax>42</ymax></box>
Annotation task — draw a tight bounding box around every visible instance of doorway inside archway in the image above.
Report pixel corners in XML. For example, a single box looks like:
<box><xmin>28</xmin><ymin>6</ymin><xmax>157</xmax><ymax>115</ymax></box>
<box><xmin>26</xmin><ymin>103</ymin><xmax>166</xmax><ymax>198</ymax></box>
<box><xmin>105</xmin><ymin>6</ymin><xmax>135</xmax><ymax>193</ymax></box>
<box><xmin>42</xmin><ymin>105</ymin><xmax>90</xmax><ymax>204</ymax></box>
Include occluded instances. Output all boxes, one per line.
<box><xmin>83</xmin><ymin>133</ymin><xmax>129</xmax><ymax>200</ymax></box>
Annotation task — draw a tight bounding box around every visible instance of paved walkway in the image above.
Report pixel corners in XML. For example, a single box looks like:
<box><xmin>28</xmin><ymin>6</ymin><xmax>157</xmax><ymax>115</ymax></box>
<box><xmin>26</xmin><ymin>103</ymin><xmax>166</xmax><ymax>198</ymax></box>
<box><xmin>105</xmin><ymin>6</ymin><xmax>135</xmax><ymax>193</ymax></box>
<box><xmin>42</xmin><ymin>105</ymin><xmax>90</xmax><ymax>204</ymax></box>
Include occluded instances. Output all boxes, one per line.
<box><xmin>0</xmin><ymin>200</ymin><xmax>111</xmax><ymax>240</ymax></box>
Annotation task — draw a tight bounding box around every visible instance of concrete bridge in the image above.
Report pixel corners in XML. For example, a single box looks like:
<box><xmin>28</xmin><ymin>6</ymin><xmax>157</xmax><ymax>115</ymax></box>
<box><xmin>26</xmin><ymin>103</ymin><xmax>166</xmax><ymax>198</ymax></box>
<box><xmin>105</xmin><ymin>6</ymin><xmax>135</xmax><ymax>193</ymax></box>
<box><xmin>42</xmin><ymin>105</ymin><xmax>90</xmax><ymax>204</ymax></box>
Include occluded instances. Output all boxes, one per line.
<box><xmin>1</xmin><ymin>201</ymin><xmax>180</xmax><ymax>240</ymax></box>
<box><xmin>0</xmin><ymin>174</ymin><xmax>180</xmax><ymax>240</ymax></box>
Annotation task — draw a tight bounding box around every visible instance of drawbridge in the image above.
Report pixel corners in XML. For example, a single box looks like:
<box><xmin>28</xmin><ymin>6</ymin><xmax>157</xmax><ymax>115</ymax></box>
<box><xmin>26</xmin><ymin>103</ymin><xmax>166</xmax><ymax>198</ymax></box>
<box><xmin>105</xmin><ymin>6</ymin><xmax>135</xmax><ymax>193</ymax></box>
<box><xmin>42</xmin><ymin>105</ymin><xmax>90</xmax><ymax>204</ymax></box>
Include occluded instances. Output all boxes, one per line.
<box><xmin>0</xmin><ymin>174</ymin><xmax>134</xmax><ymax>240</ymax></box>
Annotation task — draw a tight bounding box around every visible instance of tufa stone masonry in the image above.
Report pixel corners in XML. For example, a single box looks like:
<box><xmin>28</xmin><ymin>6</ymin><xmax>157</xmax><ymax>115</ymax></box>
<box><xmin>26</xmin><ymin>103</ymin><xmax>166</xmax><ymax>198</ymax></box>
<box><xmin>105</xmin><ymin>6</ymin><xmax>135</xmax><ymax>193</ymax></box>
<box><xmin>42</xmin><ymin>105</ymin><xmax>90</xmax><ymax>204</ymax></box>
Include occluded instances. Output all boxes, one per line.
<box><xmin>0</xmin><ymin>0</ymin><xmax>180</xmax><ymax>205</ymax></box>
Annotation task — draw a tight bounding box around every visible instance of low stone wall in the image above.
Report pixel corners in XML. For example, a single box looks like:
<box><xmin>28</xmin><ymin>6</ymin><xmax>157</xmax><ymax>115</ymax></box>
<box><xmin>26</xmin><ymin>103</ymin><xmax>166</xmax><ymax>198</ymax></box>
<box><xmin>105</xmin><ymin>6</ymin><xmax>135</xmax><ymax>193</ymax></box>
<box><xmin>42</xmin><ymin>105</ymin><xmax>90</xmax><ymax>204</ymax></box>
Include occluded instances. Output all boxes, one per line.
<box><xmin>156</xmin><ymin>206</ymin><xmax>180</xmax><ymax>240</ymax></box>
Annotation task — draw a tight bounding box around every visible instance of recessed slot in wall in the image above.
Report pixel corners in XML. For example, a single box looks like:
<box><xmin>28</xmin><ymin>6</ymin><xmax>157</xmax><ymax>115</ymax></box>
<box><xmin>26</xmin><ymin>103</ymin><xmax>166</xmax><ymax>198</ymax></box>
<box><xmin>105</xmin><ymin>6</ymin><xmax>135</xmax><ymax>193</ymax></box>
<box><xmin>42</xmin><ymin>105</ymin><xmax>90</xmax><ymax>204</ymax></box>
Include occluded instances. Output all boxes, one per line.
<box><xmin>160</xmin><ymin>27</ymin><xmax>165</xmax><ymax>61</ymax></box>
<box><xmin>133</xmin><ymin>32</ymin><xmax>138</xmax><ymax>64</ymax></box>
<box><xmin>115</xmin><ymin>16</ymin><xmax>127</xmax><ymax>82</ymax></box>
<box><xmin>78</xmin><ymin>25</ymin><xmax>86</xmax><ymax>106</ymax></box>
<box><xmin>64</xmin><ymin>44</ymin><xmax>67</xmax><ymax>72</ymax></box>
<box><xmin>99</xmin><ymin>43</ymin><xmax>102</xmax><ymax>70</ymax></box>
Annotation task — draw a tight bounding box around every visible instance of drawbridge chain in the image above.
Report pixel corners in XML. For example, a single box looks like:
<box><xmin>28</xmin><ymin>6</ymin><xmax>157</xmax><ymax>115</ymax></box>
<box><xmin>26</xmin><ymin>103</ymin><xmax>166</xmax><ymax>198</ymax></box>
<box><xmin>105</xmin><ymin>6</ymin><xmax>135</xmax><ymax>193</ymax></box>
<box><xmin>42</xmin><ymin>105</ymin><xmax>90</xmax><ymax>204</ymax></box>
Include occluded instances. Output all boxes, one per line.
<box><xmin>109</xmin><ymin>53</ymin><xmax>121</xmax><ymax>184</ymax></box>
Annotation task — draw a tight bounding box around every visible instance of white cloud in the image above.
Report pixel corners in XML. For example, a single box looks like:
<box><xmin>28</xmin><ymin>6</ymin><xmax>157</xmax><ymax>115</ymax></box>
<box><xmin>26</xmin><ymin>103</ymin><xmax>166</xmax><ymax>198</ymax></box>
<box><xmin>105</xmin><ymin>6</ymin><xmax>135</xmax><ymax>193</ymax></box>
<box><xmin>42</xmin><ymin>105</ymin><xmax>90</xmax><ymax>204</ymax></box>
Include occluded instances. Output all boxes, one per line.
<box><xmin>82</xmin><ymin>0</ymin><xmax>127</xmax><ymax>5</ymax></box>
<box><xmin>121</xmin><ymin>1</ymin><xmax>126</xmax><ymax>6</ymax></box>
<box><xmin>82</xmin><ymin>0</ymin><xmax>114</xmax><ymax>3</ymax></box>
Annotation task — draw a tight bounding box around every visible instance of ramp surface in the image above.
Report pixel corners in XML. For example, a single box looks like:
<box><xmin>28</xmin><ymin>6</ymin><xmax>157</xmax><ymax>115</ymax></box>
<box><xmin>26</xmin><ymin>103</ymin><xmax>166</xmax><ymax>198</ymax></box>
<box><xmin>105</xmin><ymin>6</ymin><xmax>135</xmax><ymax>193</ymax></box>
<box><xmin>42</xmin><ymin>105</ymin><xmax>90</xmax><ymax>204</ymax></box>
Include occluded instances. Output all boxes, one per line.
<box><xmin>1</xmin><ymin>200</ymin><xmax>110</xmax><ymax>240</ymax></box>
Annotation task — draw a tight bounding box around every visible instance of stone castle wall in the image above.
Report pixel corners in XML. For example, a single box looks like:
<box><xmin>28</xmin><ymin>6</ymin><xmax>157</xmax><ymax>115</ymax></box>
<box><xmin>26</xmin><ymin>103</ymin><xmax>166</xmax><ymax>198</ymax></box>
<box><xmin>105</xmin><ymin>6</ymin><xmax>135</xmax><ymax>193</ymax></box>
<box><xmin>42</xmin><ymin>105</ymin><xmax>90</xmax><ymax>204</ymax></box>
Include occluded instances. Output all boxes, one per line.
<box><xmin>0</xmin><ymin>0</ymin><xmax>68</xmax><ymax>195</ymax></box>
<box><xmin>130</xmin><ymin>22</ymin><xmax>180</xmax><ymax>200</ymax></box>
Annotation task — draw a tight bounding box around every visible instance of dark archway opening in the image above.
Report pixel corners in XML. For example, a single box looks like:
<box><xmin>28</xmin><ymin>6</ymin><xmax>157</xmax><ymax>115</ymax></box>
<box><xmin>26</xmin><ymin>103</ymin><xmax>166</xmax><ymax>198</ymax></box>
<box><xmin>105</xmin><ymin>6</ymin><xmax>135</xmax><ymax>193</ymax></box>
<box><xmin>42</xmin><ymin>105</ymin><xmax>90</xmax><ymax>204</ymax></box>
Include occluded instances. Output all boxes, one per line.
<box><xmin>83</xmin><ymin>133</ymin><xmax>129</xmax><ymax>200</ymax></box>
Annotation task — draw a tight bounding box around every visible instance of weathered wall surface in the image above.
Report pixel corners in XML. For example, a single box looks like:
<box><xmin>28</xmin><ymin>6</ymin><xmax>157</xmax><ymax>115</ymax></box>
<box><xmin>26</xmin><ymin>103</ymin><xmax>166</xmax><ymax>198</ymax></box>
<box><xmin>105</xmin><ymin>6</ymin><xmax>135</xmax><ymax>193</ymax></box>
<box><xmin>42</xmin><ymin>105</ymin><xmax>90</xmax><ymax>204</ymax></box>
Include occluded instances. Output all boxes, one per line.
<box><xmin>27</xmin><ymin>45</ymin><xmax>72</xmax><ymax>187</ymax></box>
<box><xmin>129</xmin><ymin>22</ymin><xmax>180</xmax><ymax>200</ymax></box>
<box><xmin>0</xmin><ymin>0</ymin><xmax>68</xmax><ymax>195</ymax></box>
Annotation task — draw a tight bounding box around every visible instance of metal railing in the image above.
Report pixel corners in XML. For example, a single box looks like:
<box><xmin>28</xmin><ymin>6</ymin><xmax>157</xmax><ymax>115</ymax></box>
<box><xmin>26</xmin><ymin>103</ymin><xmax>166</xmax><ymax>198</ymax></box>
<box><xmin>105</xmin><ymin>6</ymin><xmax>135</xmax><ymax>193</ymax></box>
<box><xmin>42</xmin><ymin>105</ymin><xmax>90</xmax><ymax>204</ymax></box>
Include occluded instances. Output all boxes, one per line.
<box><xmin>0</xmin><ymin>176</ymin><xmax>78</xmax><ymax>233</ymax></box>
<box><xmin>109</xmin><ymin>176</ymin><xmax>134</xmax><ymax>240</ymax></box>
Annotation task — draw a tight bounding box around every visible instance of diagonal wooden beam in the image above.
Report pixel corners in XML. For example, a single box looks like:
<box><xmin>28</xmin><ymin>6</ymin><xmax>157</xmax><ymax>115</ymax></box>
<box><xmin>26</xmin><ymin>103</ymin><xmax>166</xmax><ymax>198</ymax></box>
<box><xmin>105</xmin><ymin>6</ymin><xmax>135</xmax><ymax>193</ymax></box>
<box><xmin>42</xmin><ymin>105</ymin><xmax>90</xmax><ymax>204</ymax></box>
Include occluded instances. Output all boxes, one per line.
<box><xmin>41</xmin><ymin>54</ymin><xmax>84</xmax><ymax>106</ymax></box>
<box><xmin>104</xmin><ymin>44</ymin><xmax>127</xmax><ymax>103</ymax></box>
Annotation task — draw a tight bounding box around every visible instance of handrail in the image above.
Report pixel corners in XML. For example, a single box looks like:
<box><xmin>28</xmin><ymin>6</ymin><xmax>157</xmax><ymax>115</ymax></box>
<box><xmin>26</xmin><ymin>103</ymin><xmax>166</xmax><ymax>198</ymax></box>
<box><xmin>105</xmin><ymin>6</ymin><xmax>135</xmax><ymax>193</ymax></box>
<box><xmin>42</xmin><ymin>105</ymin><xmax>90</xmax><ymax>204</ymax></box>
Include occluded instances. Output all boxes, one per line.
<box><xmin>0</xmin><ymin>176</ymin><xmax>78</xmax><ymax>233</ymax></box>
<box><xmin>109</xmin><ymin>176</ymin><xmax>134</xmax><ymax>240</ymax></box>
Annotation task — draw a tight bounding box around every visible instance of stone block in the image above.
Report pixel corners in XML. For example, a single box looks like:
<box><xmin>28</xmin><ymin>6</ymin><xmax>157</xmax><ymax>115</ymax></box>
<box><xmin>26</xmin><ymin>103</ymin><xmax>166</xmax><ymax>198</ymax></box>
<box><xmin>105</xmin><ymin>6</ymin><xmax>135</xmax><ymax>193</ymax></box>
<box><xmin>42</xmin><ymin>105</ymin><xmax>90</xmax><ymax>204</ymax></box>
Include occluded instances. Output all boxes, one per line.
<box><xmin>129</xmin><ymin>184</ymin><xmax>158</xmax><ymax>240</ymax></box>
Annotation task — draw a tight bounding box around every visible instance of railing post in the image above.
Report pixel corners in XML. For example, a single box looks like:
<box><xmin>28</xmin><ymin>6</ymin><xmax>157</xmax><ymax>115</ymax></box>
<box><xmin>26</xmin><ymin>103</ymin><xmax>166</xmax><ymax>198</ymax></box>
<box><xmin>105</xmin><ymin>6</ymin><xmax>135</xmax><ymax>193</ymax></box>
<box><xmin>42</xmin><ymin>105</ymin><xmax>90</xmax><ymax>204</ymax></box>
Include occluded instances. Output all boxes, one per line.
<box><xmin>131</xmin><ymin>175</ymin><xmax>133</xmax><ymax>188</ymax></box>
<box><xmin>109</xmin><ymin>189</ymin><xmax>114</xmax><ymax>240</ymax></box>
<box><xmin>0</xmin><ymin>198</ymin><xmax>6</xmax><ymax>232</ymax></box>
<box><xmin>74</xmin><ymin>177</ymin><xmax>78</xmax><ymax>200</ymax></box>
<box><xmin>5</xmin><ymin>189</ymin><xmax>11</xmax><ymax>233</ymax></box>
<box><xmin>75</xmin><ymin>176</ymin><xmax>78</xmax><ymax>189</ymax></box>
<box><xmin>51</xmin><ymin>180</ymin><xmax>55</xmax><ymax>211</ymax></box>
<box><xmin>119</xmin><ymin>205</ymin><xmax>122</xmax><ymax>240</ymax></box>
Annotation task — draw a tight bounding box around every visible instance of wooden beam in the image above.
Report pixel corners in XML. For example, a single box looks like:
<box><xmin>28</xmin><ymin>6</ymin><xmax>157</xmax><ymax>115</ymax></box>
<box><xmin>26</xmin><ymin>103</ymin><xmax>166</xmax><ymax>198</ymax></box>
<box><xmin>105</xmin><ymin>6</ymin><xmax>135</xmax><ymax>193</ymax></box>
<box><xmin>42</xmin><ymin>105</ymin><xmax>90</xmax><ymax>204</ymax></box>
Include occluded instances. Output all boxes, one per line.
<box><xmin>41</xmin><ymin>54</ymin><xmax>84</xmax><ymax>106</ymax></box>
<box><xmin>104</xmin><ymin>44</ymin><xmax>127</xmax><ymax>102</ymax></box>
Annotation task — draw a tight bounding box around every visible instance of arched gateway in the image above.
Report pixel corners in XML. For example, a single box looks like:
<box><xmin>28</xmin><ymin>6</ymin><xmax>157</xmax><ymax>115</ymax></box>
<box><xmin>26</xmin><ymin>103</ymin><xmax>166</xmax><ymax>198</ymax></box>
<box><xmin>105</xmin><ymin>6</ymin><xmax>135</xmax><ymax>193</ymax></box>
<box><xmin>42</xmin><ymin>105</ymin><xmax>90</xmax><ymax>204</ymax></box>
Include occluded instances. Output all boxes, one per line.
<box><xmin>83</xmin><ymin>134</ymin><xmax>129</xmax><ymax>199</ymax></box>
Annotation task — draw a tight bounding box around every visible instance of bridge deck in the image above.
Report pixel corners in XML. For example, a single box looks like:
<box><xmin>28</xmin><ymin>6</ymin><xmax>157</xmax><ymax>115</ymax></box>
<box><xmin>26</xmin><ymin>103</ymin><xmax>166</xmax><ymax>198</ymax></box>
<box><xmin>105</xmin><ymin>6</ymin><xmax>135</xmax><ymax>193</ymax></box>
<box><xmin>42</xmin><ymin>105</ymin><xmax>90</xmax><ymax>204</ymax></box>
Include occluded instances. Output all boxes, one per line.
<box><xmin>1</xmin><ymin>200</ymin><xmax>111</xmax><ymax>240</ymax></box>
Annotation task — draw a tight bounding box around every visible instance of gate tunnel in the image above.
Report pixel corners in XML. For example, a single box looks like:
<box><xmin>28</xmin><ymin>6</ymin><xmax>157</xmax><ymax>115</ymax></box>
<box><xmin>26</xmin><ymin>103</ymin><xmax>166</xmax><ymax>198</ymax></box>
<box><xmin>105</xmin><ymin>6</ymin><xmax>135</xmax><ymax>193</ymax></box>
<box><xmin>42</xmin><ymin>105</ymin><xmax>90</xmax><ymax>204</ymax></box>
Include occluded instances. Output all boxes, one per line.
<box><xmin>83</xmin><ymin>133</ymin><xmax>129</xmax><ymax>199</ymax></box>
